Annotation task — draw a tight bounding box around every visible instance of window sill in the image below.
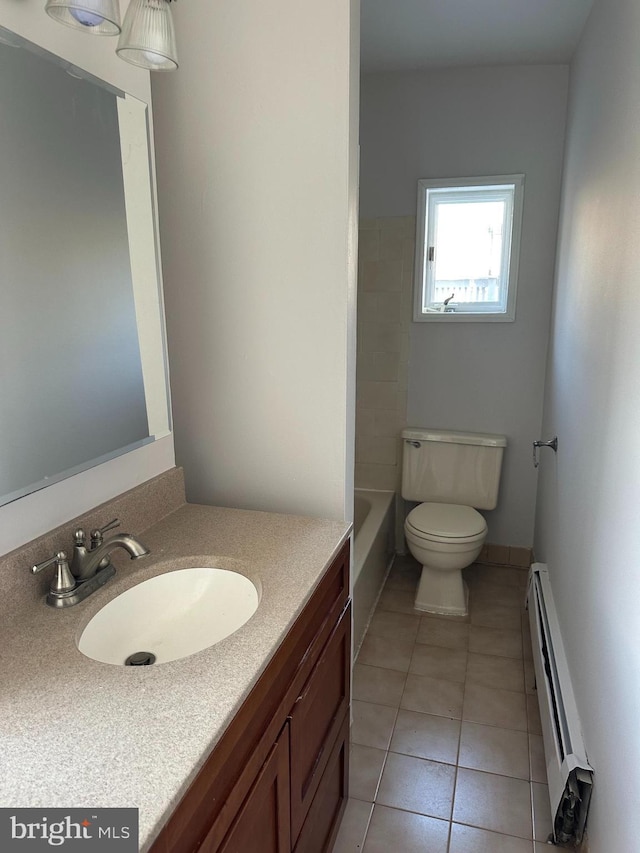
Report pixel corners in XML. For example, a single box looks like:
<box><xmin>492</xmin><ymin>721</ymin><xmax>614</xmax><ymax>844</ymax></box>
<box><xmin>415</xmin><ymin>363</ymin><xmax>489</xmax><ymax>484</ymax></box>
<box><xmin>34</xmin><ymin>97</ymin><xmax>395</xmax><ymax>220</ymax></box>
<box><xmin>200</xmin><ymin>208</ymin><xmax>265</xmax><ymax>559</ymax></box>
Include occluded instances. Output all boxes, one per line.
<box><xmin>413</xmin><ymin>310</ymin><xmax>516</xmax><ymax>323</ymax></box>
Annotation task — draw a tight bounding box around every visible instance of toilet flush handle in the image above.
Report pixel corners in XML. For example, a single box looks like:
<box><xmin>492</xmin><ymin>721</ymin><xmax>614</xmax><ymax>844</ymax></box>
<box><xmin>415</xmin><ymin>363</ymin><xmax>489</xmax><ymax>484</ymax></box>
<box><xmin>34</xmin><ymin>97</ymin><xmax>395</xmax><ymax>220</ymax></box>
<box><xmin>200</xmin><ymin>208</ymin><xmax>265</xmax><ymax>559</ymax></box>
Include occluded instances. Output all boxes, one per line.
<box><xmin>532</xmin><ymin>437</ymin><xmax>558</xmax><ymax>468</ymax></box>
<box><xmin>405</xmin><ymin>440</ymin><xmax>421</xmax><ymax>448</ymax></box>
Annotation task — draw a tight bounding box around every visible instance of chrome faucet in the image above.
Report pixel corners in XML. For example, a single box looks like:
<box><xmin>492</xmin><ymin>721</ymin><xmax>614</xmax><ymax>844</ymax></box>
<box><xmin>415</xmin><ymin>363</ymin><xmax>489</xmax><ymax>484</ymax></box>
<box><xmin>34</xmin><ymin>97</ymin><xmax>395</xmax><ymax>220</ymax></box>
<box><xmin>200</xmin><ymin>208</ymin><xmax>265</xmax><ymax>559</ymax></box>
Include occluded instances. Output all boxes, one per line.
<box><xmin>71</xmin><ymin>519</ymin><xmax>149</xmax><ymax>581</ymax></box>
<box><xmin>31</xmin><ymin>518</ymin><xmax>150</xmax><ymax>609</ymax></box>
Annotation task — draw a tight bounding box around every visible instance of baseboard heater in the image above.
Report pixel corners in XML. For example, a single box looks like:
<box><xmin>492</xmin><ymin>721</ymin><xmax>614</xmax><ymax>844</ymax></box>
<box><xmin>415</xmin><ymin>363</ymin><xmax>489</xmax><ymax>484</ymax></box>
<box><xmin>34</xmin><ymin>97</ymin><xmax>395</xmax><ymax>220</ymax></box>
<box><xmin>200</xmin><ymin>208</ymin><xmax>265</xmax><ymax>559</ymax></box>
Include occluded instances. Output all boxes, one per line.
<box><xmin>527</xmin><ymin>563</ymin><xmax>593</xmax><ymax>845</ymax></box>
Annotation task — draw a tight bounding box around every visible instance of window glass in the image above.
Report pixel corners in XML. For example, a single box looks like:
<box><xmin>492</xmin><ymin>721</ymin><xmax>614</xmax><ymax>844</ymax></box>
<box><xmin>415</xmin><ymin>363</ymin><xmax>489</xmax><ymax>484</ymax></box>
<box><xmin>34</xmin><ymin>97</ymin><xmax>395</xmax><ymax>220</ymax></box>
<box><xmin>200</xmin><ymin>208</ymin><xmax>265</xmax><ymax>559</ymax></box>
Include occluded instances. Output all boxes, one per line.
<box><xmin>414</xmin><ymin>176</ymin><xmax>524</xmax><ymax>322</ymax></box>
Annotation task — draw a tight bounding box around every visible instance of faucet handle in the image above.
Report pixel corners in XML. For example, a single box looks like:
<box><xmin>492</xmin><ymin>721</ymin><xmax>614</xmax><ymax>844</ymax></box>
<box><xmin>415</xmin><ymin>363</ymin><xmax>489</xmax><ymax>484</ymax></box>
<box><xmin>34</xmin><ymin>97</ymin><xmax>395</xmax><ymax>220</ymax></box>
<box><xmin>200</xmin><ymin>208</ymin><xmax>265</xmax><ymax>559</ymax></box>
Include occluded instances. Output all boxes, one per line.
<box><xmin>32</xmin><ymin>553</ymin><xmax>60</xmax><ymax>574</ymax></box>
<box><xmin>90</xmin><ymin>518</ymin><xmax>120</xmax><ymax>548</ymax></box>
<box><xmin>32</xmin><ymin>551</ymin><xmax>76</xmax><ymax>595</ymax></box>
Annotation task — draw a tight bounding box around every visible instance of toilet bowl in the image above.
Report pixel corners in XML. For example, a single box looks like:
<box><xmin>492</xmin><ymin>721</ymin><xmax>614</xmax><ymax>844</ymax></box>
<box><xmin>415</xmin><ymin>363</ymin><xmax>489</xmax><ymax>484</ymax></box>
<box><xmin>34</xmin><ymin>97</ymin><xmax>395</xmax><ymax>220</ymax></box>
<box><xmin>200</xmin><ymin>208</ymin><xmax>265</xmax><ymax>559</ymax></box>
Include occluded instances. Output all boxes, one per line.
<box><xmin>404</xmin><ymin>502</ymin><xmax>487</xmax><ymax>616</ymax></box>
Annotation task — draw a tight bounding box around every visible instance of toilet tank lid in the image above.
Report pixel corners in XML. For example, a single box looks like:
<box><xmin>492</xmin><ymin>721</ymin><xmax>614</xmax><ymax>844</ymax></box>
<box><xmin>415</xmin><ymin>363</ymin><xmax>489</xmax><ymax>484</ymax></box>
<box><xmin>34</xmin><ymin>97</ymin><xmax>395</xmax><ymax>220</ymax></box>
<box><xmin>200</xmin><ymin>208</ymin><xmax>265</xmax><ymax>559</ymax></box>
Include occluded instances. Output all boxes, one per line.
<box><xmin>402</xmin><ymin>428</ymin><xmax>507</xmax><ymax>448</ymax></box>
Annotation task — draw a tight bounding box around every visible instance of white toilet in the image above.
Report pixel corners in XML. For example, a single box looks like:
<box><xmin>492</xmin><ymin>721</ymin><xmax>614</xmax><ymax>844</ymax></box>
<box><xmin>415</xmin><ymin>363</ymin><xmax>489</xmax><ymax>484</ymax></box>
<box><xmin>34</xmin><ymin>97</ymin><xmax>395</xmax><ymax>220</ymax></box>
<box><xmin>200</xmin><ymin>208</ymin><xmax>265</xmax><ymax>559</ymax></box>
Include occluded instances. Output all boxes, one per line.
<box><xmin>401</xmin><ymin>428</ymin><xmax>507</xmax><ymax>616</ymax></box>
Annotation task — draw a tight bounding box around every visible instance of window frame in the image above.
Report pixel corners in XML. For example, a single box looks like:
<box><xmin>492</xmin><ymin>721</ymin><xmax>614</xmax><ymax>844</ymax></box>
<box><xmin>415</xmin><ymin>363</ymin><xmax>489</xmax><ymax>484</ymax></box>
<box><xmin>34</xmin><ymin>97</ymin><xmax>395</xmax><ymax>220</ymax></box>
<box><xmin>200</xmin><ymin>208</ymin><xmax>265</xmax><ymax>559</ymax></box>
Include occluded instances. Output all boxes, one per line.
<box><xmin>413</xmin><ymin>174</ymin><xmax>525</xmax><ymax>323</ymax></box>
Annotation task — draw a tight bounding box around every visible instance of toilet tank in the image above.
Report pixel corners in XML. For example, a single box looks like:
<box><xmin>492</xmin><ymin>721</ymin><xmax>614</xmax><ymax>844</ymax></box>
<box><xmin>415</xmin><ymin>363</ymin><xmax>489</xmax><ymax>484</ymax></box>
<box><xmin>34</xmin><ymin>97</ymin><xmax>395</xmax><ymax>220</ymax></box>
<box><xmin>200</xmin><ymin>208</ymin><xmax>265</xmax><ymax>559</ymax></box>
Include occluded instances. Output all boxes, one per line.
<box><xmin>401</xmin><ymin>428</ymin><xmax>507</xmax><ymax>510</ymax></box>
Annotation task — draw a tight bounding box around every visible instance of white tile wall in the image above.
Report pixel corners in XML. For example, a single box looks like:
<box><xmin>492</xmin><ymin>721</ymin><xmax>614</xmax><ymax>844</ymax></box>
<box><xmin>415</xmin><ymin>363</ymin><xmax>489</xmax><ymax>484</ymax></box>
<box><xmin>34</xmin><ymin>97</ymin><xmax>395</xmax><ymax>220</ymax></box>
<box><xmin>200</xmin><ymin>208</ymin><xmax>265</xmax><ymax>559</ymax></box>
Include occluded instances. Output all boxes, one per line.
<box><xmin>355</xmin><ymin>217</ymin><xmax>415</xmax><ymax>493</ymax></box>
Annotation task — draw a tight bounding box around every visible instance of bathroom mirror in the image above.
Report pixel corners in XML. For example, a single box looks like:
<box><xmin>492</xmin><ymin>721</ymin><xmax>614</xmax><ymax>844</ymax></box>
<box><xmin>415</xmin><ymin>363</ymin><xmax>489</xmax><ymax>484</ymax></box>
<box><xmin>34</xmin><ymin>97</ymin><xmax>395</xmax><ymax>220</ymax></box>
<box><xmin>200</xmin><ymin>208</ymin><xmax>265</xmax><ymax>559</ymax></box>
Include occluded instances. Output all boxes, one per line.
<box><xmin>0</xmin><ymin>26</ymin><xmax>171</xmax><ymax>508</ymax></box>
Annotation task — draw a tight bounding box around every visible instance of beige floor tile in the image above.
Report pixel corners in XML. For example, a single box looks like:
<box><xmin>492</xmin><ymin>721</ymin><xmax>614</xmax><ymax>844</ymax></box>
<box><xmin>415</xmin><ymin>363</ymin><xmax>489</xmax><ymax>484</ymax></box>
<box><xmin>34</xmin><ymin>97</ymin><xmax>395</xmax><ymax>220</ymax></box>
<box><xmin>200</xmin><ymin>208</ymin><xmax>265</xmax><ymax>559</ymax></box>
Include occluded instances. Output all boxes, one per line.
<box><xmin>471</xmin><ymin>582</ymin><xmax>526</xmax><ymax>609</ymax></box>
<box><xmin>532</xmin><ymin>781</ymin><xmax>553</xmax><ymax>842</ymax></box>
<box><xmin>349</xmin><ymin>744</ymin><xmax>387</xmax><ymax>802</ymax></box>
<box><xmin>416</xmin><ymin>617</ymin><xmax>470</xmax><ymax>650</ymax></box>
<box><xmin>362</xmin><ymin>805</ymin><xmax>449</xmax><ymax>853</ymax></box>
<box><xmin>449</xmin><ymin>823</ymin><xmax>532</xmax><ymax>853</ymax></box>
<box><xmin>453</xmin><ymin>768</ymin><xmax>533</xmax><ymax>839</ymax></box>
<box><xmin>527</xmin><ymin>693</ymin><xmax>543</xmax><ymax>735</ymax></box>
<box><xmin>331</xmin><ymin>798</ymin><xmax>373</xmax><ymax>853</ymax></box>
<box><xmin>401</xmin><ymin>673</ymin><xmax>465</xmax><ymax>719</ymax></box>
<box><xmin>384</xmin><ymin>559</ymin><xmax>421</xmax><ymax>592</ymax></box>
<box><xmin>466</xmin><ymin>653</ymin><xmax>525</xmax><ymax>693</ymax></box>
<box><xmin>348</xmin><ymin>553</ymin><xmax>550</xmax><ymax>852</ymax></box>
<box><xmin>356</xmin><ymin>633</ymin><xmax>415</xmax><ymax>673</ymax></box>
<box><xmin>388</xmin><ymin>553</ymin><xmax>420</xmax><ymax>573</ymax></box>
<box><xmin>351</xmin><ymin>700</ymin><xmax>398</xmax><ymax>750</ymax></box>
<box><xmin>471</xmin><ymin>600</ymin><xmax>522</xmax><ymax>631</ymax></box>
<box><xmin>383</xmin><ymin>574</ymin><xmax>419</xmax><ymax>593</ymax></box>
<box><xmin>409</xmin><ymin>643</ymin><xmax>468</xmax><ymax>683</ymax></box>
<box><xmin>390</xmin><ymin>709</ymin><xmax>461</xmax><ymax>764</ymax></box>
<box><xmin>529</xmin><ymin>734</ymin><xmax>547</xmax><ymax>783</ymax></box>
<box><xmin>469</xmin><ymin>625</ymin><xmax>523</xmax><ymax>659</ymax></box>
<box><xmin>463</xmin><ymin>683</ymin><xmax>527</xmax><ymax>731</ymax></box>
<box><xmin>471</xmin><ymin>565</ymin><xmax>529</xmax><ymax>589</ymax></box>
<box><xmin>366</xmin><ymin>610</ymin><xmax>420</xmax><ymax>642</ymax></box>
<box><xmin>508</xmin><ymin>550</ymin><xmax>532</xmax><ymax>572</ymax></box>
<box><xmin>376</xmin><ymin>752</ymin><xmax>456</xmax><ymax>820</ymax></box>
<box><xmin>524</xmin><ymin>659</ymin><xmax>537</xmax><ymax>694</ymax></box>
<box><xmin>353</xmin><ymin>664</ymin><xmax>407</xmax><ymax>708</ymax></box>
<box><xmin>377</xmin><ymin>586</ymin><xmax>420</xmax><ymax>615</ymax></box>
<box><xmin>462</xmin><ymin>564</ymin><xmax>478</xmax><ymax>585</ymax></box>
<box><xmin>522</xmin><ymin>615</ymin><xmax>534</xmax><ymax>660</ymax></box>
<box><xmin>458</xmin><ymin>722</ymin><xmax>529</xmax><ymax>779</ymax></box>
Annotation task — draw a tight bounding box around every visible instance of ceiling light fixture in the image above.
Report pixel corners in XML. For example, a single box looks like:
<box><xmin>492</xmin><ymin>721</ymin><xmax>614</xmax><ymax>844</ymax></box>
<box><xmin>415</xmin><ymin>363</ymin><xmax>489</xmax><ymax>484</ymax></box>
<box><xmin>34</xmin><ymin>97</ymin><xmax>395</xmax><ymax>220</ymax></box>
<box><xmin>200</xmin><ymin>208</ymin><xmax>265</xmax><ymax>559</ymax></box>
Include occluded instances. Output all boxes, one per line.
<box><xmin>44</xmin><ymin>0</ymin><xmax>179</xmax><ymax>72</ymax></box>
<box><xmin>45</xmin><ymin>0</ymin><xmax>121</xmax><ymax>36</ymax></box>
<box><xmin>116</xmin><ymin>0</ymin><xmax>178</xmax><ymax>71</ymax></box>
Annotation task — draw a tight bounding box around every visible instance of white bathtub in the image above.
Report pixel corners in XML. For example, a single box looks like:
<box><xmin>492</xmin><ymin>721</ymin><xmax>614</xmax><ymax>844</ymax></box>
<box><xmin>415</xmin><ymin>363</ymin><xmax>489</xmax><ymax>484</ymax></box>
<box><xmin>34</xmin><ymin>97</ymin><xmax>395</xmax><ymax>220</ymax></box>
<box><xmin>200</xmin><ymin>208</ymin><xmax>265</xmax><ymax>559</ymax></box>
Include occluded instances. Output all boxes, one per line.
<box><xmin>353</xmin><ymin>488</ymin><xmax>395</xmax><ymax>655</ymax></box>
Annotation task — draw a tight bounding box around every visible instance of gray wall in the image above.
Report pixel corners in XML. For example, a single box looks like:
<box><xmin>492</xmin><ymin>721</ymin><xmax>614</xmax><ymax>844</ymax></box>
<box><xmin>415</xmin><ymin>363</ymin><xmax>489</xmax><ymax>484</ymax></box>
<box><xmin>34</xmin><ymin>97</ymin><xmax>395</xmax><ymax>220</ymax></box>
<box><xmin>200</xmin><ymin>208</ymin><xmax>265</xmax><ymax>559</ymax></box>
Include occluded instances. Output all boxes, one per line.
<box><xmin>534</xmin><ymin>0</ymin><xmax>640</xmax><ymax>847</ymax></box>
<box><xmin>360</xmin><ymin>66</ymin><xmax>569</xmax><ymax>546</ymax></box>
<box><xmin>152</xmin><ymin>0</ymin><xmax>359</xmax><ymax>523</ymax></box>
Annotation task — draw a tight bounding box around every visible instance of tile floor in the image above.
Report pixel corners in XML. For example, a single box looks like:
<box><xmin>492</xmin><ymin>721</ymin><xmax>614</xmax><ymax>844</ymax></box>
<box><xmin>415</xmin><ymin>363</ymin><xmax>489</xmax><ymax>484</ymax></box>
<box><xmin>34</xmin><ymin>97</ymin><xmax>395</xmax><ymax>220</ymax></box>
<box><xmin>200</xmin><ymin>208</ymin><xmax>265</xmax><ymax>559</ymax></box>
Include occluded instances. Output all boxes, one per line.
<box><xmin>332</xmin><ymin>554</ymin><xmax>557</xmax><ymax>853</ymax></box>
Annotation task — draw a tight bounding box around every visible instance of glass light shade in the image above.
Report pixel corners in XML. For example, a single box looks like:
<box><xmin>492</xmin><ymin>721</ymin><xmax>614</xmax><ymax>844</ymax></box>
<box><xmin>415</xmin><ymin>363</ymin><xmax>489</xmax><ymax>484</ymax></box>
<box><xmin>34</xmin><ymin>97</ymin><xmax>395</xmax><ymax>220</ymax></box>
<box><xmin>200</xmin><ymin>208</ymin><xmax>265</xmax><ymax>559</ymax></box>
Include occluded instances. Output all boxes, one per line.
<box><xmin>45</xmin><ymin>0</ymin><xmax>121</xmax><ymax>35</ymax></box>
<box><xmin>116</xmin><ymin>0</ymin><xmax>178</xmax><ymax>71</ymax></box>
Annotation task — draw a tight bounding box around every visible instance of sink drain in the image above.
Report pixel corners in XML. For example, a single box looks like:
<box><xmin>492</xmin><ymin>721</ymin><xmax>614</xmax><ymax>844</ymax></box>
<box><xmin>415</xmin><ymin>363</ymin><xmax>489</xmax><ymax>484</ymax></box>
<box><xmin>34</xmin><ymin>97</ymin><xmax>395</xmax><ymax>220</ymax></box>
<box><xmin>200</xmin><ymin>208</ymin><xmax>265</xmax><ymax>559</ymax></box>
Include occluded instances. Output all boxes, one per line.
<box><xmin>125</xmin><ymin>651</ymin><xmax>156</xmax><ymax>666</ymax></box>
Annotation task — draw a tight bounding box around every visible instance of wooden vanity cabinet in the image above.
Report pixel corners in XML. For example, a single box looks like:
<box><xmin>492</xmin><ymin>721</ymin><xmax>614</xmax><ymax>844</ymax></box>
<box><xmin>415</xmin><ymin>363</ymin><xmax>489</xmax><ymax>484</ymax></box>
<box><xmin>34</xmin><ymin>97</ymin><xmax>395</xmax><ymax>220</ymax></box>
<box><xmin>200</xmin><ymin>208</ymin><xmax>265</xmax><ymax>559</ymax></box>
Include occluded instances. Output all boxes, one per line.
<box><xmin>217</xmin><ymin>725</ymin><xmax>291</xmax><ymax>853</ymax></box>
<box><xmin>293</xmin><ymin>713</ymin><xmax>349</xmax><ymax>853</ymax></box>
<box><xmin>149</xmin><ymin>541</ymin><xmax>351</xmax><ymax>853</ymax></box>
<box><xmin>289</xmin><ymin>602</ymin><xmax>350</xmax><ymax>844</ymax></box>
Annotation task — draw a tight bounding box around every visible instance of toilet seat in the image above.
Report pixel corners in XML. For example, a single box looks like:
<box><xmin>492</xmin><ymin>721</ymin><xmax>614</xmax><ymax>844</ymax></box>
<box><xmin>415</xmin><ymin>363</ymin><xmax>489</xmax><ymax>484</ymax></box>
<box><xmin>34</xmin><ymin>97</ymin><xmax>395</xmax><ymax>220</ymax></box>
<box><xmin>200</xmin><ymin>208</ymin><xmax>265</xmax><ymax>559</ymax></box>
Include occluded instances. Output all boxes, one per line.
<box><xmin>406</xmin><ymin>502</ymin><xmax>487</xmax><ymax>544</ymax></box>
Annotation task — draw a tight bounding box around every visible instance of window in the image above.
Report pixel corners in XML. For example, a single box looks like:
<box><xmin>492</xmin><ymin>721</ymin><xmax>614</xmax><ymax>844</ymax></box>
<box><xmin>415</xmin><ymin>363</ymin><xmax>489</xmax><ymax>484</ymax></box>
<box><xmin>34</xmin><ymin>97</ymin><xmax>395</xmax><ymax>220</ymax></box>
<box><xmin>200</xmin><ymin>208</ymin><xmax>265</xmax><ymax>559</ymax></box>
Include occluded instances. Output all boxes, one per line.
<box><xmin>413</xmin><ymin>175</ymin><xmax>524</xmax><ymax>322</ymax></box>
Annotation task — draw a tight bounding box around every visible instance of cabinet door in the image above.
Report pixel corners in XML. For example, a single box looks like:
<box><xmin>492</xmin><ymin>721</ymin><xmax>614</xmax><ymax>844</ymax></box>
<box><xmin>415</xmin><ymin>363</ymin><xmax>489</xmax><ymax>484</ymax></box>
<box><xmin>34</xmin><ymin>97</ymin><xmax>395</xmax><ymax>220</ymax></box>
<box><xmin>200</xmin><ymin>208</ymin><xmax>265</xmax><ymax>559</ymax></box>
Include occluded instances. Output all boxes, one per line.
<box><xmin>204</xmin><ymin>724</ymin><xmax>291</xmax><ymax>853</ymax></box>
<box><xmin>293</xmin><ymin>711</ymin><xmax>349</xmax><ymax>853</ymax></box>
<box><xmin>290</xmin><ymin>602</ymin><xmax>351</xmax><ymax>842</ymax></box>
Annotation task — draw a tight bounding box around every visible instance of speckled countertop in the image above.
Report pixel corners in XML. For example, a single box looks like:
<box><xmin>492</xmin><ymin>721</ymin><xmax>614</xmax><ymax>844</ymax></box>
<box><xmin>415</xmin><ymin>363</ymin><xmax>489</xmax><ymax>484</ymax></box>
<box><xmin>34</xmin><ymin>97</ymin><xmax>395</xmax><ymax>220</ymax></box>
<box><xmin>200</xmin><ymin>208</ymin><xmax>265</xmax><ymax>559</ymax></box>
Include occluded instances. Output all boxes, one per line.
<box><xmin>0</xmin><ymin>496</ymin><xmax>350</xmax><ymax>851</ymax></box>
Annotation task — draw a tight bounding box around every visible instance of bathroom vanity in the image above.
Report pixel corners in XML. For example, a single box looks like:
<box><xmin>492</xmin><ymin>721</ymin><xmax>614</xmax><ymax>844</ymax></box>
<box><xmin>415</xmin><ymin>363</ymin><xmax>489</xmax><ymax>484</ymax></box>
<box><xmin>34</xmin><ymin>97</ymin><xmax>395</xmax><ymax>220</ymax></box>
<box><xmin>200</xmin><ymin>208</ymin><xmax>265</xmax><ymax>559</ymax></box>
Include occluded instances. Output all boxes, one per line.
<box><xmin>0</xmin><ymin>471</ymin><xmax>352</xmax><ymax>853</ymax></box>
<box><xmin>150</xmin><ymin>539</ymin><xmax>351</xmax><ymax>853</ymax></box>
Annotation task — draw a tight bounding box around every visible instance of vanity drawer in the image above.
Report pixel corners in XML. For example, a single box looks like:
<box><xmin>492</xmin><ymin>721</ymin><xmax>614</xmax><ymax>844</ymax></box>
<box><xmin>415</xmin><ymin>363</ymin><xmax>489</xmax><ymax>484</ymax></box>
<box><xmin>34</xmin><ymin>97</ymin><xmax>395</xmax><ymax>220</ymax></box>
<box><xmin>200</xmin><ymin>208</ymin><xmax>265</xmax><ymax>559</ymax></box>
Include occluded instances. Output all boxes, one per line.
<box><xmin>290</xmin><ymin>602</ymin><xmax>351</xmax><ymax>843</ymax></box>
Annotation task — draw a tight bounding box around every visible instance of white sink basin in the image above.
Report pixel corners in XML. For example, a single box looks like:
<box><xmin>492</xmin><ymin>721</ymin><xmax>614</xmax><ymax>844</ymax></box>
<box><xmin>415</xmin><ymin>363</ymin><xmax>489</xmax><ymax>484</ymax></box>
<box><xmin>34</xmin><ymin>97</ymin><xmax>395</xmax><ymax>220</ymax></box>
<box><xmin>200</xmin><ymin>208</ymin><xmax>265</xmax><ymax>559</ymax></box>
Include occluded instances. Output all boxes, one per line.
<box><xmin>78</xmin><ymin>567</ymin><xmax>259</xmax><ymax>666</ymax></box>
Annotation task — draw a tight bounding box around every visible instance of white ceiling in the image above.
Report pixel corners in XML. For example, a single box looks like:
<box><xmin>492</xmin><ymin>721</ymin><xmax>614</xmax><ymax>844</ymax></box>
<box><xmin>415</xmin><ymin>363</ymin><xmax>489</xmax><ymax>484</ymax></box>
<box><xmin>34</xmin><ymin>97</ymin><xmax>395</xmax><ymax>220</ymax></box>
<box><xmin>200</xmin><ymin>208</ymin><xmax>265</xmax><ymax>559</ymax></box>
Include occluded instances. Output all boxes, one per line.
<box><xmin>361</xmin><ymin>0</ymin><xmax>594</xmax><ymax>73</ymax></box>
